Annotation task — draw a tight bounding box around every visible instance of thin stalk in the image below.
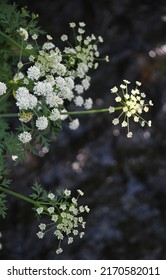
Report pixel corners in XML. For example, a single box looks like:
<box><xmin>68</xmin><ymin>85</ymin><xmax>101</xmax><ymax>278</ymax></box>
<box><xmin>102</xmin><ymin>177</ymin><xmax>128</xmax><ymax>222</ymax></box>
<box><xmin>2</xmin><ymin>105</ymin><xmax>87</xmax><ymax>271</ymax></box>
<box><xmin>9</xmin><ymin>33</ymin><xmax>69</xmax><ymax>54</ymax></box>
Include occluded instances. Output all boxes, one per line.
<box><xmin>0</xmin><ymin>185</ymin><xmax>40</xmax><ymax>207</ymax></box>
<box><xmin>0</xmin><ymin>113</ymin><xmax>18</xmax><ymax>118</ymax></box>
<box><xmin>0</xmin><ymin>31</ymin><xmax>37</xmax><ymax>58</ymax></box>
<box><xmin>63</xmin><ymin>108</ymin><xmax>109</xmax><ymax>115</ymax></box>
<box><xmin>0</xmin><ymin>107</ymin><xmax>122</xmax><ymax>118</ymax></box>
<box><xmin>0</xmin><ymin>90</ymin><xmax>11</xmax><ymax>104</ymax></box>
<box><xmin>61</xmin><ymin>107</ymin><xmax>122</xmax><ymax>115</ymax></box>
<box><xmin>0</xmin><ymin>185</ymin><xmax>67</xmax><ymax>212</ymax></box>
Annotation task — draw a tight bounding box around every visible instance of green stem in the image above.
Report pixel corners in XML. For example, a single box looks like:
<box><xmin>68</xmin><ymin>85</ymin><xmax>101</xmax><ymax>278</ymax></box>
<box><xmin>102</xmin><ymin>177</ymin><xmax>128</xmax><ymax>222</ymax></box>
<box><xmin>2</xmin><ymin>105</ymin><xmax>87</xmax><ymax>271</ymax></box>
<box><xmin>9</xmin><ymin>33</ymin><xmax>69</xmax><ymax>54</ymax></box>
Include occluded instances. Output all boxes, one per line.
<box><xmin>0</xmin><ymin>186</ymin><xmax>66</xmax><ymax>213</ymax></box>
<box><xmin>0</xmin><ymin>113</ymin><xmax>18</xmax><ymax>118</ymax></box>
<box><xmin>0</xmin><ymin>31</ymin><xmax>37</xmax><ymax>58</ymax></box>
<box><xmin>0</xmin><ymin>107</ymin><xmax>122</xmax><ymax>118</ymax></box>
<box><xmin>61</xmin><ymin>107</ymin><xmax>122</xmax><ymax>115</ymax></box>
<box><xmin>0</xmin><ymin>185</ymin><xmax>41</xmax><ymax>207</ymax></box>
<box><xmin>64</xmin><ymin>108</ymin><xmax>109</xmax><ymax>115</ymax></box>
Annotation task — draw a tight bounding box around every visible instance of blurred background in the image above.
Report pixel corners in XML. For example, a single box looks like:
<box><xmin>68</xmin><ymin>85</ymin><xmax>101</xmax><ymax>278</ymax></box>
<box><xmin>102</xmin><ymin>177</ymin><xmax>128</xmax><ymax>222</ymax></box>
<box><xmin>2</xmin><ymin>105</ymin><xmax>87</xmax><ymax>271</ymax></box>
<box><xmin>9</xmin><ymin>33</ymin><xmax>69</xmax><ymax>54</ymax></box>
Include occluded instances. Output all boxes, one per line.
<box><xmin>1</xmin><ymin>0</ymin><xmax>166</xmax><ymax>259</ymax></box>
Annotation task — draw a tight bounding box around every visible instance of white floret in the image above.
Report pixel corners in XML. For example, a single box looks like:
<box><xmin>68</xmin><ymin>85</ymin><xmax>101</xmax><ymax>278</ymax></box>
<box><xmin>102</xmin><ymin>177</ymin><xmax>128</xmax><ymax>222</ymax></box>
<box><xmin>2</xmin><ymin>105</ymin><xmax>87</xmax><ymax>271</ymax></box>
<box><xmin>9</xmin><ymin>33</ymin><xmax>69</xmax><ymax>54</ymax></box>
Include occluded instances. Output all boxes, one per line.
<box><xmin>33</xmin><ymin>81</ymin><xmax>53</xmax><ymax>96</ymax></box>
<box><xmin>18</xmin><ymin>131</ymin><xmax>32</xmax><ymax>143</ymax></box>
<box><xmin>0</xmin><ymin>82</ymin><xmax>7</xmax><ymax>95</ymax></box>
<box><xmin>49</xmin><ymin>108</ymin><xmax>61</xmax><ymax>121</ymax></box>
<box><xmin>84</xmin><ymin>98</ymin><xmax>93</xmax><ymax>109</ymax></box>
<box><xmin>16</xmin><ymin>87</ymin><xmax>37</xmax><ymax>110</ymax></box>
<box><xmin>74</xmin><ymin>96</ymin><xmax>84</xmax><ymax>107</ymax></box>
<box><xmin>36</xmin><ymin>116</ymin><xmax>48</xmax><ymax>130</ymax></box>
<box><xmin>69</xmin><ymin>119</ymin><xmax>79</xmax><ymax>130</ymax></box>
<box><xmin>27</xmin><ymin>66</ymin><xmax>41</xmax><ymax>80</ymax></box>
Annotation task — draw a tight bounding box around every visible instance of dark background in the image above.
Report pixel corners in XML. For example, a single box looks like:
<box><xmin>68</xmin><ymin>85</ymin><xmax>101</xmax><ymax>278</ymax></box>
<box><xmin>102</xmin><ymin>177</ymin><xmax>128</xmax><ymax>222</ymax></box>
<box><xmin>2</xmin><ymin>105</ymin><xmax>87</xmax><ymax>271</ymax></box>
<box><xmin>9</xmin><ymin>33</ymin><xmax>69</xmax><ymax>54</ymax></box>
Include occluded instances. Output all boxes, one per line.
<box><xmin>1</xmin><ymin>0</ymin><xmax>166</xmax><ymax>259</ymax></box>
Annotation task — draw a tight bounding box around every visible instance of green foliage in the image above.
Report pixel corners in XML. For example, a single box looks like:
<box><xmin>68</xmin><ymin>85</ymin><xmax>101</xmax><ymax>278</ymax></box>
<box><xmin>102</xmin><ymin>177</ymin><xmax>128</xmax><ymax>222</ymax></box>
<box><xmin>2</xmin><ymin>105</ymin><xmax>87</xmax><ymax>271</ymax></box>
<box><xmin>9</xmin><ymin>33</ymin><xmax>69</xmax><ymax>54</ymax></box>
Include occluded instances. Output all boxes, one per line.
<box><xmin>34</xmin><ymin>131</ymin><xmax>51</xmax><ymax>150</ymax></box>
<box><xmin>0</xmin><ymin>119</ymin><xmax>9</xmax><ymax>146</ymax></box>
<box><xmin>0</xmin><ymin>0</ymin><xmax>43</xmax><ymax>36</ymax></box>
<box><xmin>30</xmin><ymin>182</ymin><xmax>48</xmax><ymax>202</ymax></box>
<box><xmin>0</xmin><ymin>178</ymin><xmax>11</xmax><ymax>188</ymax></box>
<box><xmin>0</xmin><ymin>154</ymin><xmax>8</xmax><ymax>177</ymax></box>
<box><xmin>0</xmin><ymin>0</ymin><xmax>44</xmax><ymax>83</ymax></box>
<box><xmin>0</xmin><ymin>119</ymin><xmax>25</xmax><ymax>163</ymax></box>
<box><xmin>0</xmin><ymin>178</ymin><xmax>11</xmax><ymax>218</ymax></box>
<box><xmin>0</xmin><ymin>192</ymin><xmax>7</xmax><ymax>219</ymax></box>
<box><xmin>0</xmin><ymin>94</ymin><xmax>11</xmax><ymax>114</ymax></box>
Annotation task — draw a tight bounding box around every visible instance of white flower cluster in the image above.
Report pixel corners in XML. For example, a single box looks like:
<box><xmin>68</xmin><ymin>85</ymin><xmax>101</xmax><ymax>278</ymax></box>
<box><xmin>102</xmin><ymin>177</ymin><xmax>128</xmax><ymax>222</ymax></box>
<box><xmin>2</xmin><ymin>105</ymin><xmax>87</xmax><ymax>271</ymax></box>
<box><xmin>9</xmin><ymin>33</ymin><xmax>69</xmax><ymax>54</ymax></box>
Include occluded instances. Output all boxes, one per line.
<box><xmin>13</xmin><ymin>23</ymin><xmax>106</xmax><ymax>143</ymax></box>
<box><xmin>18</xmin><ymin>131</ymin><xmax>32</xmax><ymax>143</ymax></box>
<box><xmin>16</xmin><ymin>87</ymin><xmax>37</xmax><ymax>110</ymax></box>
<box><xmin>0</xmin><ymin>82</ymin><xmax>7</xmax><ymax>96</ymax></box>
<box><xmin>17</xmin><ymin>27</ymin><xmax>29</xmax><ymax>41</ymax></box>
<box><xmin>27</xmin><ymin>66</ymin><xmax>41</xmax><ymax>80</ymax></box>
<box><xmin>109</xmin><ymin>80</ymin><xmax>153</xmax><ymax>138</ymax></box>
<box><xmin>36</xmin><ymin>116</ymin><xmax>48</xmax><ymax>130</ymax></box>
<box><xmin>69</xmin><ymin>118</ymin><xmax>80</xmax><ymax>130</ymax></box>
<box><xmin>63</xmin><ymin>22</ymin><xmax>109</xmax><ymax>110</ymax></box>
<box><xmin>36</xmin><ymin>189</ymin><xmax>89</xmax><ymax>254</ymax></box>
